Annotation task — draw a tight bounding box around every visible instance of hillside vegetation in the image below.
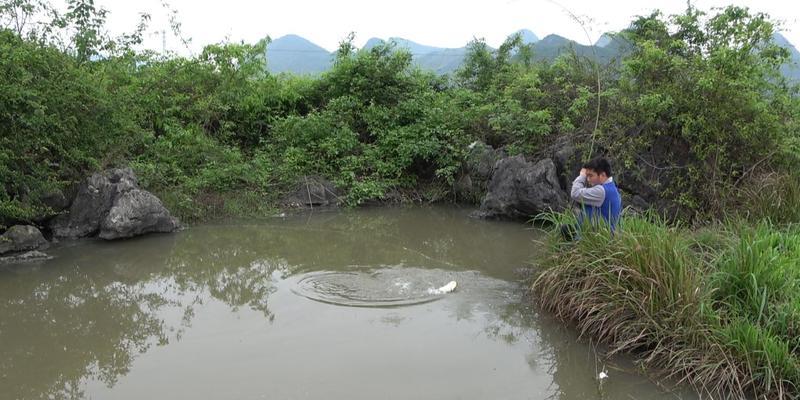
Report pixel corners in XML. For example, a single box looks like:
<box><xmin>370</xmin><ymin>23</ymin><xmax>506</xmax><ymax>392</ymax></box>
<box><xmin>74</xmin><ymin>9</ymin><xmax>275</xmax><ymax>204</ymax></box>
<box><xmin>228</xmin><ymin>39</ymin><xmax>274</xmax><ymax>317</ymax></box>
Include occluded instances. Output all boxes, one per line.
<box><xmin>3</xmin><ymin>1</ymin><xmax>797</xmax><ymax>225</ymax></box>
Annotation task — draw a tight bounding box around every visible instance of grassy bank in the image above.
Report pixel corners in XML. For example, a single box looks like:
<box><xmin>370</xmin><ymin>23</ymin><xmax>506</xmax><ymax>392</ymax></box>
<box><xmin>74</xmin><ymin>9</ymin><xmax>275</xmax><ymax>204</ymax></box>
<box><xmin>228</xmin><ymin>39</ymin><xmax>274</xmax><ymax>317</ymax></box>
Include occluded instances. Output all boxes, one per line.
<box><xmin>531</xmin><ymin>213</ymin><xmax>800</xmax><ymax>398</ymax></box>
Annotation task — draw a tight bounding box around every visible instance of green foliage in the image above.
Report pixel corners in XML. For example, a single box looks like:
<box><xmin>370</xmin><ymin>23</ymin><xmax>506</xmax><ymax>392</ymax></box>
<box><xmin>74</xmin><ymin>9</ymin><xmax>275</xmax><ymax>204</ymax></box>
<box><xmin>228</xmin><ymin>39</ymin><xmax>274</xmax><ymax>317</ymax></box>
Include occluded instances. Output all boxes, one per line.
<box><xmin>0</xmin><ymin>28</ymin><xmax>142</xmax><ymax>222</ymax></box>
<box><xmin>63</xmin><ymin>0</ymin><xmax>109</xmax><ymax>62</ymax></box>
<box><xmin>1</xmin><ymin>1</ymin><xmax>799</xmax><ymax>224</ymax></box>
<box><xmin>264</xmin><ymin>42</ymin><xmax>471</xmax><ymax>205</ymax></box>
<box><xmin>735</xmin><ymin>172</ymin><xmax>800</xmax><ymax>224</ymax></box>
<box><xmin>712</xmin><ymin>224</ymin><xmax>800</xmax><ymax>345</ymax></box>
<box><xmin>533</xmin><ymin>214</ymin><xmax>800</xmax><ymax>398</ymax></box>
<box><xmin>605</xmin><ymin>5</ymin><xmax>798</xmax><ymax>218</ymax></box>
<box><xmin>454</xmin><ymin>35</ymin><xmax>602</xmax><ymax>153</ymax></box>
<box><xmin>132</xmin><ymin>39</ymin><xmax>302</xmax><ymax>148</ymax></box>
<box><xmin>131</xmin><ymin>125</ymin><xmax>273</xmax><ymax>221</ymax></box>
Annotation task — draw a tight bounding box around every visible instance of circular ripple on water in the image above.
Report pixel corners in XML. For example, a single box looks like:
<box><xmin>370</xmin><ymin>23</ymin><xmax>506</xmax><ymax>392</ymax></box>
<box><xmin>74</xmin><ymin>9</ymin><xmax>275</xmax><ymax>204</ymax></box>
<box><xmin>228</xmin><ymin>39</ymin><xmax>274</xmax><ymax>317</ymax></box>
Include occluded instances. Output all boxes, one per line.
<box><xmin>291</xmin><ymin>268</ymin><xmax>452</xmax><ymax>308</ymax></box>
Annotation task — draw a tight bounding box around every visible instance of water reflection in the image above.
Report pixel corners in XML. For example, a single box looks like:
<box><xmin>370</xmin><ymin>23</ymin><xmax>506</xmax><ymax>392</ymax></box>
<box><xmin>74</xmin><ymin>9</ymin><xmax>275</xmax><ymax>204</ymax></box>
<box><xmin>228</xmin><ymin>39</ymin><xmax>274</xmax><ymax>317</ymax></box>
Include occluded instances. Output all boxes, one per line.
<box><xmin>0</xmin><ymin>261</ymin><xmax>173</xmax><ymax>399</ymax></box>
<box><xmin>0</xmin><ymin>206</ymin><xmax>694</xmax><ymax>399</ymax></box>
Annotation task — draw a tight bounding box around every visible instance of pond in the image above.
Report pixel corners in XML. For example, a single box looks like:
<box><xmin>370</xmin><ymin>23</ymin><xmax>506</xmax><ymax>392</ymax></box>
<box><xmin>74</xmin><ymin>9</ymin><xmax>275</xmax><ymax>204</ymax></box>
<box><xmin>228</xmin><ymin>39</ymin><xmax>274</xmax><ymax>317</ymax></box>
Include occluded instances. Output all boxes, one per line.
<box><xmin>0</xmin><ymin>205</ymin><xmax>697</xmax><ymax>399</ymax></box>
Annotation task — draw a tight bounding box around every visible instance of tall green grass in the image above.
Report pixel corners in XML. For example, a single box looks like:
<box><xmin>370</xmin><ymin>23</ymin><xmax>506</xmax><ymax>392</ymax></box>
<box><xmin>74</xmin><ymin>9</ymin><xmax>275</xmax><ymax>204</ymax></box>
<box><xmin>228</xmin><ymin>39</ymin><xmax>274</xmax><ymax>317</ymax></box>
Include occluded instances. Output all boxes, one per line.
<box><xmin>531</xmin><ymin>214</ymin><xmax>800</xmax><ymax>398</ymax></box>
<box><xmin>732</xmin><ymin>172</ymin><xmax>800</xmax><ymax>224</ymax></box>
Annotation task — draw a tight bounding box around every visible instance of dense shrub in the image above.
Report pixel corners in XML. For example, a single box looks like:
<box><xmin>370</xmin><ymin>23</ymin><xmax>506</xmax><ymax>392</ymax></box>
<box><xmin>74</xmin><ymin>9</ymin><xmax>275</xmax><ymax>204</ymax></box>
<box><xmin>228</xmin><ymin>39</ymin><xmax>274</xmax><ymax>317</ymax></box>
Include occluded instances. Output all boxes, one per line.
<box><xmin>1</xmin><ymin>2</ymin><xmax>799</xmax><ymax>223</ymax></box>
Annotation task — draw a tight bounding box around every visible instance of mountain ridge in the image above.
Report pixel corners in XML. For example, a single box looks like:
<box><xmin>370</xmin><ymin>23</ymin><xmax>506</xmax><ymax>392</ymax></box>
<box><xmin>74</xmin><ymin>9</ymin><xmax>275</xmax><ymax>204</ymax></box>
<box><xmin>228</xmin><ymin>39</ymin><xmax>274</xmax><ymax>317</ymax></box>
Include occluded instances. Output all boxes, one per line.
<box><xmin>264</xmin><ymin>31</ymin><xmax>800</xmax><ymax>80</ymax></box>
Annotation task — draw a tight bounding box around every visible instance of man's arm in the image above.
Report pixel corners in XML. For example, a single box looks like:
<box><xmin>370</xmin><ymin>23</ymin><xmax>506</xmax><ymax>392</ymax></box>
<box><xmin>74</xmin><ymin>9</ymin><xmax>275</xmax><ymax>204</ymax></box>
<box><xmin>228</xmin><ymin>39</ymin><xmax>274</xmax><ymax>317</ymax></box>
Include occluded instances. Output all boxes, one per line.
<box><xmin>571</xmin><ymin>175</ymin><xmax>605</xmax><ymax>207</ymax></box>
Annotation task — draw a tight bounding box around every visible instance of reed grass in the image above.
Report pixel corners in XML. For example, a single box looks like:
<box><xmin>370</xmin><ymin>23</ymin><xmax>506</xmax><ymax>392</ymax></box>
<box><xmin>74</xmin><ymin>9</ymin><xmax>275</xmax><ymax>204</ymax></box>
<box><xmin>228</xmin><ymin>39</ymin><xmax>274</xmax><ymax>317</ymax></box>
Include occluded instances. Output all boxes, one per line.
<box><xmin>531</xmin><ymin>213</ymin><xmax>800</xmax><ymax>399</ymax></box>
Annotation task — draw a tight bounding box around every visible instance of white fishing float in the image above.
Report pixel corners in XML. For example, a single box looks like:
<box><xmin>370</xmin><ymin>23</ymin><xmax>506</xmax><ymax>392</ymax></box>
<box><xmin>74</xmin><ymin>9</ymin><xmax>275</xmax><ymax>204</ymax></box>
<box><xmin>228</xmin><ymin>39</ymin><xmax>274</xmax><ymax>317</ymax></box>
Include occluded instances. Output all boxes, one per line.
<box><xmin>429</xmin><ymin>280</ymin><xmax>457</xmax><ymax>294</ymax></box>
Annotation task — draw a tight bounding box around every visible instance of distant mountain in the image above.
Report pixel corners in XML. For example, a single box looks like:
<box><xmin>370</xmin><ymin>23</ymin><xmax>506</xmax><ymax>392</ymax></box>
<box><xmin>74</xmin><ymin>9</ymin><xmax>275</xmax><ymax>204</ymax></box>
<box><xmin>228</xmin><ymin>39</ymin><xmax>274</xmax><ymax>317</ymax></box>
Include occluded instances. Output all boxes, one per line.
<box><xmin>363</xmin><ymin>37</ymin><xmax>446</xmax><ymax>56</ymax></box>
<box><xmin>529</xmin><ymin>34</ymin><xmax>626</xmax><ymax>64</ymax></box>
<box><xmin>774</xmin><ymin>33</ymin><xmax>800</xmax><ymax>82</ymax></box>
<box><xmin>265</xmin><ymin>34</ymin><xmax>332</xmax><ymax>74</ymax></box>
<box><xmin>362</xmin><ymin>37</ymin><xmax>384</xmax><ymax>51</ymax></box>
<box><xmin>512</xmin><ymin>29</ymin><xmax>539</xmax><ymax>44</ymax></box>
<box><xmin>416</xmin><ymin>47</ymin><xmax>469</xmax><ymax>75</ymax></box>
<box><xmin>595</xmin><ymin>33</ymin><xmax>614</xmax><ymax>47</ymax></box>
<box><xmin>506</xmin><ymin>29</ymin><xmax>539</xmax><ymax>60</ymax></box>
<box><xmin>531</xmin><ymin>34</ymin><xmax>575</xmax><ymax>60</ymax></box>
<box><xmin>376</xmin><ymin>37</ymin><xmax>444</xmax><ymax>55</ymax></box>
<box><xmin>263</xmin><ymin>32</ymin><xmax>800</xmax><ymax>80</ymax></box>
<box><xmin>362</xmin><ymin>37</ymin><xmax>467</xmax><ymax>74</ymax></box>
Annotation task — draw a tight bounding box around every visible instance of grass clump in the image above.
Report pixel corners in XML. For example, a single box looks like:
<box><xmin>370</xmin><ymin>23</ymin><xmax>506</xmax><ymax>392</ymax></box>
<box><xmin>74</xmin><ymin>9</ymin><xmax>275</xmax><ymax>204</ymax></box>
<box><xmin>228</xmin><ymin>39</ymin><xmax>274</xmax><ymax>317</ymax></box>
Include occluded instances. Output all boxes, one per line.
<box><xmin>531</xmin><ymin>214</ymin><xmax>800</xmax><ymax>398</ymax></box>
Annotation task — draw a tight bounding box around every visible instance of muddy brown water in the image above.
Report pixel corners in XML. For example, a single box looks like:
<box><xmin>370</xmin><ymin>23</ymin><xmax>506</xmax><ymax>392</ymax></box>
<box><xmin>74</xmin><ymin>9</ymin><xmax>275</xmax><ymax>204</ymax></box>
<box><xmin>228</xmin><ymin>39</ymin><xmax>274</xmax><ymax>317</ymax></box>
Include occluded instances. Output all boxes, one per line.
<box><xmin>0</xmin><ymin>205</ymin><xmax>698</xmax><ymax>399</ymax></box>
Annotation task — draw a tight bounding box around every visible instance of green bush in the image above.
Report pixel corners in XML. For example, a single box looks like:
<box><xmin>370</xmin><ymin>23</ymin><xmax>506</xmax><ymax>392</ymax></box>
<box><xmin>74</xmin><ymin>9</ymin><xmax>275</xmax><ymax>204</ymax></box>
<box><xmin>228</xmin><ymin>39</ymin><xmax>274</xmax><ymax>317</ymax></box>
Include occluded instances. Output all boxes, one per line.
<box><xmin>2</xmin><ymin>2</ymin><xmax>799</xmax><ymax>225</ymax></box>
<box><xmin>532</xmin><ymin>215</ymin><xmax>800</xmax><ymax>398</ymax></box>
<box><xmin>131</xmin><ymin>125</ymin><xmax>272</xmax><ymax>221</ymax></box>
<box><xmin>603</xmin><ymin>6</ymin><xmax>798</xmax><ymax>218</ymax></box>
<box><xmin>0</xmin><ymin>29</ymin><xmax>143</xmax><ymax>222</ymax></box>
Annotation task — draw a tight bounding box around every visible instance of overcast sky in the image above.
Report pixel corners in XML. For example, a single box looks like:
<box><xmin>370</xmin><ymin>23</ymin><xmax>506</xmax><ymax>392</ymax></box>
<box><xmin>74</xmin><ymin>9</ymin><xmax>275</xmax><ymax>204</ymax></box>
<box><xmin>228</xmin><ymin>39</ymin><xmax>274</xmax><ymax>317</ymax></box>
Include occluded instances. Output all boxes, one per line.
<box><xmin>92</xmin><ymin>0</ymin><xmax>800</xmax><ymax>55</ymax></box>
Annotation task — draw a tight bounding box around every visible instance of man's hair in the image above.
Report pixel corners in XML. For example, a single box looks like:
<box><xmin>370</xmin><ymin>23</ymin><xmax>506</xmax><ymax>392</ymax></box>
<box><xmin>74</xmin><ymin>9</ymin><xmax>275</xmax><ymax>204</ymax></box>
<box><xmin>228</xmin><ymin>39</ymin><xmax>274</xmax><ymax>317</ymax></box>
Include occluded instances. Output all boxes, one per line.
<box><xmin>583</xmin><ymin>157</ymin><xmax>612</xmax><ymax>177</ymax></box>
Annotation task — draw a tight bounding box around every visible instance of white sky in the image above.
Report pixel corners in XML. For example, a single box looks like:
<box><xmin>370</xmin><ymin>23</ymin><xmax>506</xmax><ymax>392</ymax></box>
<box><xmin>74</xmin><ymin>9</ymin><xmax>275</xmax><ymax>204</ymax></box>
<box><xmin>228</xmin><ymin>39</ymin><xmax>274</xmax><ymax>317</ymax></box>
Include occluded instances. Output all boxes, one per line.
<box><xmin>92</xmin><ymin>0</ymin><xmax>800</xmax><ymax>55</ymax></box>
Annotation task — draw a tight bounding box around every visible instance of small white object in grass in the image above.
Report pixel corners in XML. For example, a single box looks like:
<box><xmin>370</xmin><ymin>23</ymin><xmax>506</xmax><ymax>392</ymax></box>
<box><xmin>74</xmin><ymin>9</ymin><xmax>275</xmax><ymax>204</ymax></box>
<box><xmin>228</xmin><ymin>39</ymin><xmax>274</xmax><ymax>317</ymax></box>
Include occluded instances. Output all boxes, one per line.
<box><xmin>429</xmin><ymin>281</ymin><xmax>457</xmax><ymax>294</ymax></box>
<box><xmin>598</xmin><ymin>371</ymin><xmax>608</xmax><ymax>380</ymax></box>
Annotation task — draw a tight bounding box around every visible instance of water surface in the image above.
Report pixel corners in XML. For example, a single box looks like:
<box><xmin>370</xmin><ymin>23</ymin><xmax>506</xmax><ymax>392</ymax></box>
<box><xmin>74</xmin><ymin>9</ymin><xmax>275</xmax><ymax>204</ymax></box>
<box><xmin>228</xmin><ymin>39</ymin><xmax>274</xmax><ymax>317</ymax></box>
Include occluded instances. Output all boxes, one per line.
<box><xmin>0</xmin><ymin>206</ymin><xmax>697</xmax><ymax>399</ymax></box>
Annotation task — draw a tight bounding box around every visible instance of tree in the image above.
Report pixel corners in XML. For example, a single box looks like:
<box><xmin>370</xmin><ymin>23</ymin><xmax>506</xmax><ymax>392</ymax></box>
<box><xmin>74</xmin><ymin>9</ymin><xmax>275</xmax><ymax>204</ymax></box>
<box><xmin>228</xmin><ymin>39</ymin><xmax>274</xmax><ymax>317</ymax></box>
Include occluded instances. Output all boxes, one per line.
<box><xmin>610</xmin><ymin>5</ymin><xmax>797</xmax><ymax>215</ymax></box>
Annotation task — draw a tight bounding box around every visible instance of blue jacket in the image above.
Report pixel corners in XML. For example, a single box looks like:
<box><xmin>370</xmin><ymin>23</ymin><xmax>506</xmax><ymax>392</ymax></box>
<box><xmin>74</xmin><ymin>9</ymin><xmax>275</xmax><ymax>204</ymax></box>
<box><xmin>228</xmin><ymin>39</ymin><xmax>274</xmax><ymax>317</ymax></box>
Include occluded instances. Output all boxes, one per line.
<box><xmin>571</xmin><ymin>176</ymin><xmax>622</xmax><ymax>232</ymax></box>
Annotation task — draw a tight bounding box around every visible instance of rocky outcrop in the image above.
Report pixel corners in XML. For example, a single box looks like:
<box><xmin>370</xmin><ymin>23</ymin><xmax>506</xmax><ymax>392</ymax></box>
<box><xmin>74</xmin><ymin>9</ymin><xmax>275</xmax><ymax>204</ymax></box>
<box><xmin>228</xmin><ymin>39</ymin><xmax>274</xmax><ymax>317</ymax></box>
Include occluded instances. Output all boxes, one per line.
<box><xmin>455</xmin><ymin>142</ymin><xmax>506</xmax><ymax>203</ymax></box>
<box><xmin>40</xmin><ymin>188</ymin><xmax>72</xmax><ymax>214</ymax></box>
<box><xmin>541</xmin><ymin>130</ymin><xmax>689</xmax><ymax>219</ymax></box>
<box><xmin>474</xmin><ymin>156</ymin><xmax>569</xmax><ymax>220</ymax></box>
<box><xmin>50</xmin><ymin>168</ymin><xmax>180</xmax><ymax>239</ymax></box>
<box><xmin>281</xmin><ymin>176</ymin><xmax>340</xmax><ymax>208</ymax></box>
<box><xmin>0</xmin><ymin>225</ymin><xmax>48</xmax><ymax>255</ymax></box>
<box><xmin>99</xmin><ymin>189</ymin><xmax>181</xmax><ymax>240</ymax></box>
